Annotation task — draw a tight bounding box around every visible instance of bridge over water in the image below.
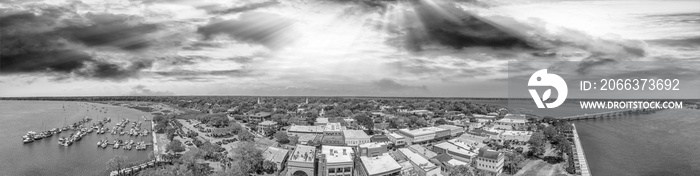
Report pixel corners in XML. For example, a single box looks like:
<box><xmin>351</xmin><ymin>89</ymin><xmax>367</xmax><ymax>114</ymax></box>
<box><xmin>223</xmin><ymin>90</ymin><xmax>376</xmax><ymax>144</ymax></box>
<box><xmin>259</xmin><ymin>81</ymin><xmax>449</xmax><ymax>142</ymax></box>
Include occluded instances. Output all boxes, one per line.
<box><xmin>558</xmin><ymin>109</ymin><xmax>659</xmax><ymax>121</ymax></box>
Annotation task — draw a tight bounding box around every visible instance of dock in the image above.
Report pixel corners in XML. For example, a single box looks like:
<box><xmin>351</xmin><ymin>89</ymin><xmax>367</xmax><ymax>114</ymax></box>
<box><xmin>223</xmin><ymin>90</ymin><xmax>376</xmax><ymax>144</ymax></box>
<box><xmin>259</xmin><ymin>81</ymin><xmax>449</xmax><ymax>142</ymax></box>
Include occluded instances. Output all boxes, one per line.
<box><xmin>571</xmin><ymin>124</ymin><xmax>591</xmax><ymax>176</ymax></box>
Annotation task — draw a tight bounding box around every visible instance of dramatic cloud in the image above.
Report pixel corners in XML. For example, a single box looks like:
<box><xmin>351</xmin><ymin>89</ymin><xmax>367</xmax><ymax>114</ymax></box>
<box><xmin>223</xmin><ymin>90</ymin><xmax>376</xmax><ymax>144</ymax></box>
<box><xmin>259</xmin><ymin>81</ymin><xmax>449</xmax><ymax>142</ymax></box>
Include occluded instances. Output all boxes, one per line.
<box><xmin>383</xmin><ymin>0</ymin><xmax>531</xmax><ymax>52</ymax></box>
<box><xmin>202</xmin><ymin>0</ymin><xmax>280</xmax><ymax>15</ymax></box>
<box><xmin>152</xmin><ymin>69</ymin><xmax>256</xmax><ymax>77</ymax></box>
<box><xmin>58</xmin><ymin>13</ymin><xmax>160</xmax><ymax>51</ymax></box>
<box><xmin>196</xmin><ymin>12</ymin><xmax>297</xmax><ymax>49</ymax></box>
<box><xmin>0</xmin><ymin>7</ymin><xmax>158</xmax><ymax>80</ymax></box>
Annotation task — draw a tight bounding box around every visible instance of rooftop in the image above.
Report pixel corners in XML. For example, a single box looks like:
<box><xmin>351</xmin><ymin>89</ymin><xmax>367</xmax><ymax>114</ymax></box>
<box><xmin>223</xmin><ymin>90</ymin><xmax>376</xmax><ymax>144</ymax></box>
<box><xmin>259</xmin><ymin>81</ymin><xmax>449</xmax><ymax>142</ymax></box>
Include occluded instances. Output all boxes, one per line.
<box><xmin>501</xmin><ymin>130</ymin><xmax>532</xmax><ymax>136</ymax></box>
<box><xmin>398</xmin><ymin>127</ymin><xmax>446</xmax><ymax>137</ymax></box>
<box><xmin>398</xmin><ymin>148</ymin><xmax>437</xmax><ymax>171</ymax></box>
<box><xmin>322</xmin><ymin>145</ymin><xmax>354</xmax><ymax>163</ymax></box>
<box><xmin>437</xmin><ymin>125</ymin><xmax>463</xmax><ymax>131</ymax></box>
<box><xmin>498</xmin><ymin>114</ymin><xmax>527</xmax><ymax>123</ymax></box>
<box><xmin>408</xmin><ymin>145</ymin><xmax>438</xmax><ymax>158</ymax></box>
<box><xmin>289</xmin><ymin>145</ymin><xmax>316</xmax><ymax>163</ymax></box>
<box><xmin>477</xmin><ymin>148</ymin><xmax>502</xmax><ymax>160</ymax></box>
<box><xmin>447</xmin><ymin>159</ymin><xmax>468</xmax><ymax>166</ymax></box>
<box><xmin>359</xmin><ymin>142</ymin><xmax>387</xmax><ymax>149</ymax></box>
<box><xmin>469</xmin><ymin>129</ymin><xmax>500</xmax><ymax>136</ymax></box>
<box><xmin>288</xmin><ymin>125</ymin><xmax>324</xmax><ymax>133</ymax></box>
<box><xmin>324</xmin><ymin>123</ymin><xmax>343</xmax><ymax>131</ymax></box>
<box><xmin>250</xmin><ymin>112</ymin><xmax>272</xmax><ymax>117</ymax></box>
<box><xmin>262</xmin><ymin>146</ymin><xmax>289</xmax><ymax>163</ymax></box>
<box><xmin>360</xmin><ymin>154</ymin><xmax>402</xmax><ymax>175</ymax></box>
<box><xmin>388</xmin><ymin>133</ymin><xmax>405</xmax><ymax>139</ymax></box>
<box><xmin>297</xmin><ymin>133</ymin><xmax>321</xmax><ymax>144</ymax></box>
<box><xmin>433</xmin><ymin>141</ymin><xmax>477</xmax><ymax>158</ymax></box>
<box><xmin>316</xmin><ymin>118</ymin><xmax>329</xmax><ymax>124</ymax></box>
<box><xmin>473</xmin><ymin>114</ymin><xmax>497</xmax><ymax>119</ymax></box>
<box><xmin>370</xmin><ymin>135</ymin><xmax>390</xmax><ymax>142</ymax></box>
<box><xmin>343</xmin><ymin>130</ymin><xmax>370</xmax><ymax>139</ymax></box>
<box><xmin>259</xmin><ymin>121</ymin><xmax>277</xmax><ymax>126</ymax></box>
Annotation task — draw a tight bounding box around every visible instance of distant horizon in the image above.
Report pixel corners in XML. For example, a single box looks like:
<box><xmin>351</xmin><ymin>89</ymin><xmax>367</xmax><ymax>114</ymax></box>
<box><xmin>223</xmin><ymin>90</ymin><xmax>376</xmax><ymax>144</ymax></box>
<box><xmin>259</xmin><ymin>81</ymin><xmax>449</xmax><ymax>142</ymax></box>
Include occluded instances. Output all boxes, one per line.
<box><xmin>1</xmin><ymin>95</ymin><xmax>698</xmax><ymax>101</ymax></box>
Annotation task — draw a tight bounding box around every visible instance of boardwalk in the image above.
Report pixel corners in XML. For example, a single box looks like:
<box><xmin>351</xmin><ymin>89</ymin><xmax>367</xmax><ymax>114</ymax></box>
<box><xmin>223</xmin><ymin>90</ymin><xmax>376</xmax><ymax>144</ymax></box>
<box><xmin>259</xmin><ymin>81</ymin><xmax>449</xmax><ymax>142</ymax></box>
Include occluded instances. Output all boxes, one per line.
<box><xmin>571</xmin><ymin>124</ymin><xmax>591</xmax><ymax>176</ymax></box>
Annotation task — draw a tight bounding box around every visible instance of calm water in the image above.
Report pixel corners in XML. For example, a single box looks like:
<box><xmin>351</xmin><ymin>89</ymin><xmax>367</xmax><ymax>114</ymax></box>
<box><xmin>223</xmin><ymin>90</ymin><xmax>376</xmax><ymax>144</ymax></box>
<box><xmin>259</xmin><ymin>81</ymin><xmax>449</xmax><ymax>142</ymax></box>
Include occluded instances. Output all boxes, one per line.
<box><xmin>0</xmin><ymin>101</ymin><xmax>154</xmax><ymax>176</ymax></box>
<box><xmin>498</xmin><ymin>100</ymin><xmax>700</xmax><ymax>176</ymax></box>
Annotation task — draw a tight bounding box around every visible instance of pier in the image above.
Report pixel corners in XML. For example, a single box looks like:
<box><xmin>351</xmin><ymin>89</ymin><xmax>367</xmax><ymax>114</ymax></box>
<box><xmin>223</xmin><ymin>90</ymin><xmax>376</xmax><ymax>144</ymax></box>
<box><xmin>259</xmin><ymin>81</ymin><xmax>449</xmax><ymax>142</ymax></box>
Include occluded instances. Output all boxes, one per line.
<box><xmin>571</xmin><ymin>124</ymin><xmax>591</xmax><ymax>176</ymax></box>
<box><xmin>558</xmin><ymin>109</ymin><xmax>658</xmax><ymax>121</ymax></box>
<box><xmin>109</xmin><ymin>118</ymin><xmax>161</xmax><ymax>176</ymax></box>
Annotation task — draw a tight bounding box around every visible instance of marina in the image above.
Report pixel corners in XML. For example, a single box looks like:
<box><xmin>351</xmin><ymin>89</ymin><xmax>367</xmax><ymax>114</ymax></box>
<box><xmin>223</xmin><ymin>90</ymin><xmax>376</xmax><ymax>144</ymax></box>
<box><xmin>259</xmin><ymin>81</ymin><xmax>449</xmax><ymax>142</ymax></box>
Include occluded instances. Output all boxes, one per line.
<box><xmin>1</xmin><ymin>101</ymin><xmax>156</xmax><ymax>176</ymax></box>
<box><xmin>21</xmin><ymin>116</ymin><xmax>154</xmax><ymax>150</ymax></box>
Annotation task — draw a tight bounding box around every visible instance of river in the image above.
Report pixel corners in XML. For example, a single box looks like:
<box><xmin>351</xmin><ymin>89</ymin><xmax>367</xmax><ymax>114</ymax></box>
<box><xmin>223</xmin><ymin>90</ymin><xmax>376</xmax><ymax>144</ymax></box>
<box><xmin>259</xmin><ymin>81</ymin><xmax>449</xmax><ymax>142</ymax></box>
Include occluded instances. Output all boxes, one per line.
<box><xmin>0</xmin><ymin>101</ymin><xmax>154</xmax><ymax>176</ymax></box>
<box><xmin>496</xmin><ymin>100</ymin><xmax>700</xmax><ymax>176</ymax></box>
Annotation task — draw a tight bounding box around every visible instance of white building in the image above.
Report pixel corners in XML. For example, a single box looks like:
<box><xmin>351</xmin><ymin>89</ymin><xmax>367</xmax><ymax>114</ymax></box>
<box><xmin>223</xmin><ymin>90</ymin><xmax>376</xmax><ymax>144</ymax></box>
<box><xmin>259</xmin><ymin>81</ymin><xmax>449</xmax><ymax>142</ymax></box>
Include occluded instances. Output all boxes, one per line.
<box><xmin>357</xmin><ymin>153</ymin><xmax>402</xmax><ymax>176</ymax></box>
<box><xmin>343</xmin><ymin>130</ymin><xmax>371</xmax><ymax>146</ymax></box>
<box><xmin>387</xmin><ymin>133</ymin><xmax>406</xmax><ymax>146</ymax></box>
<box><xmin>476</xmin><ymin>148</ymin><xmax>504</xmax><ymax>176</ymax></box>
<box><xmin>320</xmin><ymin>145</ymin><xmax>355</xmax><ymax>176</ymax></box>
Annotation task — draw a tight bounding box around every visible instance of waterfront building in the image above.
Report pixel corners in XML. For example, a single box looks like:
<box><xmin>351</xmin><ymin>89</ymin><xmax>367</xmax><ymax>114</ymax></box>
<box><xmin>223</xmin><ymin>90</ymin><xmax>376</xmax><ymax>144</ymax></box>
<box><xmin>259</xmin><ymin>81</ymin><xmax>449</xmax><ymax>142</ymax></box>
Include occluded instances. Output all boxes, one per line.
<box><xmin>343</xmin><ymin>130</ymin><xmax>370</xmax><ymax>146</ymax></box>
<box><xmin>356</xmin><ymin>153</ymin><xmax>402</xmax><ymax>176</ymax></box>
<box><xmin>319</xmin><ymin>145</ymin><xmax>355</xmax><ymax>176</ymax></box>
<box><xmin>262</xmin><ymin>146</ymin><xmax>290</xmax><ymax>172</ymax></box>
<box><xmin>397</xmin><ymin>148</ymin><xmax>442</xmax><ymax>176</ymax></box>
<box><xmin>322</xmin><ymin>123</ymin><xmax>345</xmax><ymax>146</ymax></box>
<box><xmin>286</xmin><ymin>145</ymin><xmax>317</xmax><ymax>176</ymax></box>
<box><xmin>476</xmin><ymin>148</ymin><xmax>504</xmax><ymax>176</ymax></box>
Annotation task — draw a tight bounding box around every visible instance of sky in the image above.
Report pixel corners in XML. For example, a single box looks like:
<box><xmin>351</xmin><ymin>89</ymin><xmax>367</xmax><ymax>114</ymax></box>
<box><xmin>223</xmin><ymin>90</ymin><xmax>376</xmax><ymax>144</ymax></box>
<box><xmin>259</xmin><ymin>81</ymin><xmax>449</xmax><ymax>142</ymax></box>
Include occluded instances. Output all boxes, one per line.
<box><xmin>1</xmin><ymin>0</ymin><xmax>699</xmax><ymax>97</ymax></box>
